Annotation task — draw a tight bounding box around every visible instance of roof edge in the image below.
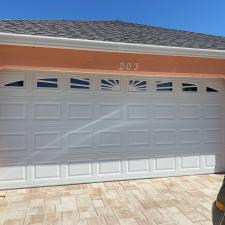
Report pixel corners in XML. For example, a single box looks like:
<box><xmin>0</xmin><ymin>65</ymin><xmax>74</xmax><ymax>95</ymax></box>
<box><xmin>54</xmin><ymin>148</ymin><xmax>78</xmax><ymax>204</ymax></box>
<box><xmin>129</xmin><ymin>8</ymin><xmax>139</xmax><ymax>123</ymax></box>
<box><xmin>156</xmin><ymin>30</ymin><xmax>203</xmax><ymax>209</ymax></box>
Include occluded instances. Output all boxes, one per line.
<box><xmin>0</xmin><ymin>32</ymin><xmax>225</xmax><ymax>59</ymax></box>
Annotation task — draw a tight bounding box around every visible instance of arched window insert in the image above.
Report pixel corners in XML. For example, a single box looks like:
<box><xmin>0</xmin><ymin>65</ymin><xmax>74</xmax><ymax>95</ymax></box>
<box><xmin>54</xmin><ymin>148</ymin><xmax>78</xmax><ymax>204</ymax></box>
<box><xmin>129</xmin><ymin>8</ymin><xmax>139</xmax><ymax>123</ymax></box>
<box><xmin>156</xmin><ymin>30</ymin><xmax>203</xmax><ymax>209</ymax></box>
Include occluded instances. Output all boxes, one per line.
<box><xmin>182</xmin><ymin>83</ymin><xmax>198</xmax><ymax>92</ymax></box>
<box><xmin>3</xmin><ymin>80</ymin><xmax>24</xmax><ymax>87</ymax></box>
<box><xmin>206</xmin><ymin>87</ymin><xmax>219</xmax><ymax>92</ymax></box>
<box><xmin>129</xmin><ymin>80</ymin><xmax>147</xmax><ymax>92</ymax></box>
<box><xmin>101</xmin><ymin>79</ymin><xmax>120</xmax><ymax>91</ymax></box>
<box><xmin>37</xmin><ymin>78</ymin><xmax>58</xmax><ymax>88</ymax></box>
<box><xmin>156</xmin><ymin>81</ymin><xmax>173</xmax><ymax>92</ymax></box>
<box><xmin>70</xmin><ymin>78</ymin><xmax>90</xmax><ymax>90</ymax></box>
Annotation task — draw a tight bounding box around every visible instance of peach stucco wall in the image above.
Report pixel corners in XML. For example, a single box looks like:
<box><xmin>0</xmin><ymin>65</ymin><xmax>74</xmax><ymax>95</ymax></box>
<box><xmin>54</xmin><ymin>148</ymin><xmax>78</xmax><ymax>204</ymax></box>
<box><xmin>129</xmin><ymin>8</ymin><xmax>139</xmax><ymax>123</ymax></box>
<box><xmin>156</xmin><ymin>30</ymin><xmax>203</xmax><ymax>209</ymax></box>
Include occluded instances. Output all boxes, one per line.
<box><xmin>1</xmin><ymin>44</ymin><xmax>225</xmax><ymax>77</ymax></box>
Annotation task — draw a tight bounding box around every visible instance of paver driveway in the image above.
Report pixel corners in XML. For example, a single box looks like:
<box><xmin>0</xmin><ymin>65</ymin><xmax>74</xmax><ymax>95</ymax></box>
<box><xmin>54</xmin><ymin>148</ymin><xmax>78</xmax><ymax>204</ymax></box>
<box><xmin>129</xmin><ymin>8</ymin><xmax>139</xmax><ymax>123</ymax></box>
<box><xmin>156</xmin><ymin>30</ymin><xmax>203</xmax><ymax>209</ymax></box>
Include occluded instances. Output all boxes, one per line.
<box><xmin>0</xmin><ymin>174</ymin><xmax>223</xmax><ymax>225</ymax></box>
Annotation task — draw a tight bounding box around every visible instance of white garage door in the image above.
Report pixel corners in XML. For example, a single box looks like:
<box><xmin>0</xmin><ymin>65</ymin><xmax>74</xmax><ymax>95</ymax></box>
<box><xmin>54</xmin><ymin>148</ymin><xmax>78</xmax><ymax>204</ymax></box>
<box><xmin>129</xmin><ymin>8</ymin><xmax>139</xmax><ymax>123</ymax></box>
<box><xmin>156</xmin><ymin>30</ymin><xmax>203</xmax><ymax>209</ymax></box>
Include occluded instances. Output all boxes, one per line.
<box><xmin>0</xmin><ymin>71</ymin><xmax>224</xmax><ymax>189</ymax></box>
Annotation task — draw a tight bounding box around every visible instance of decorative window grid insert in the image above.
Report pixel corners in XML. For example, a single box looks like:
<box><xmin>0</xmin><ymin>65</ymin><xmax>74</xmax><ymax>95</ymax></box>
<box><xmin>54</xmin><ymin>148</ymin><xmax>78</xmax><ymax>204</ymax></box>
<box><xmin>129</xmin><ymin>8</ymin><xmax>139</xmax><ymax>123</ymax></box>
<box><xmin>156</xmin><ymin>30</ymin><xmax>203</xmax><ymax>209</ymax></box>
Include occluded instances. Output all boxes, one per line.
<box><xmin>3</xmin><ymin>80</ymin><xmax>24</xmax><ymax>87</ymax></box>
<box><xmin>206</xmin><ymin>87</ymin><xmax>219</xmax><ymax>93</ymax></box>
<box><xmin>182</xmin><ymin>83</ymin><xmax>198</xmax><ymax>92</ymax></box>
<box><xmin>37</xmin><ymin>78</ymin><xmax>58</xmax><ymax>88</ymax></box>
<box><xmin>156</xmin><ymin>81</ymin><xmax>173</xmax><ymax>92</ymax></box>
<box><xmin>128</xmin><ymin>80</ymin><xmax>147</xmax><ymax>92</ymax></box>
<box><xmin>70</xmin><ymin>78</ymin><xmax>90</xmax><ymax>90</ymax></box>
<box><xmin>101</xmin><ymin>79</ymin><xmax>120</xmax><ymax>91</ymax></box>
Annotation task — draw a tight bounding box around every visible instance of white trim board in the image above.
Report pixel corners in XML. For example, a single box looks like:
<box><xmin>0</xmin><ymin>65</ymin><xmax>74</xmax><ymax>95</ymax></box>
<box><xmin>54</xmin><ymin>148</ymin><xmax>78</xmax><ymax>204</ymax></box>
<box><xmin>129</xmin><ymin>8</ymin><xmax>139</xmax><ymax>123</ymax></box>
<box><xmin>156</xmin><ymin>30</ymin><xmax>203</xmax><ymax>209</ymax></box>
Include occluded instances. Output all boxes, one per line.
<box><xmin>0</xmin><ymin>32</ymin><xmax>225</xmax><ymax>59</ymax></box>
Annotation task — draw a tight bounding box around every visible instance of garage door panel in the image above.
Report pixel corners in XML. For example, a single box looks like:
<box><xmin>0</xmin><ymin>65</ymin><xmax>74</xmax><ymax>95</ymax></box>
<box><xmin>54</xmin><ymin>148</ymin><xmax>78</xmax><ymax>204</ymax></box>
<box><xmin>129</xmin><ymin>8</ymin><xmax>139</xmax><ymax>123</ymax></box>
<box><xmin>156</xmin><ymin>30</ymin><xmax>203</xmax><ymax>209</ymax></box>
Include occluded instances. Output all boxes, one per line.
<box><xmin>127</xmin><ymin>105</ymin><xmax>149</xmax><ymax>119</ymax></box>
<box><xmin>180</xmin><ymin>156</ymin><xmax>200</xmax><ymax>170</ymax></box>
<box><xmin>202</xmin><ymin>122</ymin><xmax>225</xmax><ymax>130</ymax></box>
<box><xmin>66</xmin><ymin>161</ymin><xmax>92</xmax><ymax>178</ymax></box>
<box><xmin>98</xmin><ymin>159</ymin><xmax>122</xmax><ymax>175</ymax></box>
<box><xmin>0</xmin><ymin>102</ymin><xmax>27</xmax><ymax>120</ymax></box>
<box><xmin>33</xmin><ymin>164</ymin><xmax>61</xmax><ymax>180</ymax></box>
<box><xmin>153</xmin><ymin>104</ymin><xmax>176</xmax><ymax>119</ymax></box>
<box><xmin>127</xmin><ymin>130</ymin><xmax>150</xmax><ymax>146</ymax></box>
<box><xmin>56</xmin><ymin>121</ymin><xmax>97</xmax><ymax>129</ymax></box>
<box><xmin>154</xmin><ymin>157</ymin><xmax>176</xmax><ymax>172</ymax></box>
<box><xmin>203</xmin><ymin>129</ymin><xmax>223</xmax><ymax>144</ymax></box>
<box><xmin>33</xmin><ymin>132</ymin><xmax>61</xmax><ymax>150</ymax></box>
<box><xmin>203</xmin><ymin>104</ymin><xmax>223</xmax><ymax>119</ymax></box>
<box><xmin>0</xmin><ymin>165</ymin><xmax>27</xmax><ymax>182</ymax></box>
<box><xmin>178</xmin><ymin>104</ymin><xmax>201</xmax><ymax>119</ymax></box>
<box><xmin>153</xmin><ymin>129</ymin><xmax>176</xmax><ymax>145</ymax></box>
<box><xmin>98</xmin><ymin>131</ymin><xmax>122</xmax><ymax>147</ymax></box>
<box><xmin>67</xmin><ymin>103</ymin><xmax>93</xmax><ymax>120</ymax></box>
<box><xmin>127</xmin><ymin>158</ymin><xmax>150</xmax><ymax>173</ymax></box>
<box><xmin>0</xmin><ymin>133</ymin><xmax>27</xmax><ymax>152</ymax></box>
<box><xmin>98</xmin><ymin>104</ymin><xmax>123</xmax><ymax>120</ymax></box>
<box><xmin>68</xmin><ymin>131</ymin><xmax>92</xmax><ymax>148</ymax></box>
<box><xmin>33</xmin><ymin>103</ymin><xmax>61</xmax><ymax>120</ymax></box>
<box><xmin>178</xmin><ymin>129</ymin><xmax>201</xmax><ymax>145</ymax></box>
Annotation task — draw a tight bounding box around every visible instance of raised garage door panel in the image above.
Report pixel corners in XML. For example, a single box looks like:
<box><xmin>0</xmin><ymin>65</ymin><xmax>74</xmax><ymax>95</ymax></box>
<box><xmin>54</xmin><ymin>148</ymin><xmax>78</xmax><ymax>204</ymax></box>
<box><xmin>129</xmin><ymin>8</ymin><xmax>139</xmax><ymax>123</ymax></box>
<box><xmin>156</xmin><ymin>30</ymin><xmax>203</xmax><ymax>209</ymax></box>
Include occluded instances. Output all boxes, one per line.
<box><xmin>0</xmin><ymin>71</ymin><xmax>224</xmax><ymax>189</ymax></box>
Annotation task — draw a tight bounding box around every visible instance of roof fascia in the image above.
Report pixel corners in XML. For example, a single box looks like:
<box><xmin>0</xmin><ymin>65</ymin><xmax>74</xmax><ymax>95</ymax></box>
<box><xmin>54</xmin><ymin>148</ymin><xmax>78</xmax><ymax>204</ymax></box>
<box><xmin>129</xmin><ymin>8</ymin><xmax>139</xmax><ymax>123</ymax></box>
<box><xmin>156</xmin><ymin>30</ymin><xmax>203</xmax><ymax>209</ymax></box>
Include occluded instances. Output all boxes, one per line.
<box><xmin>0</xmin><ymin>32</ymin><xmax>225</xmax><ymax>59</ymax></box>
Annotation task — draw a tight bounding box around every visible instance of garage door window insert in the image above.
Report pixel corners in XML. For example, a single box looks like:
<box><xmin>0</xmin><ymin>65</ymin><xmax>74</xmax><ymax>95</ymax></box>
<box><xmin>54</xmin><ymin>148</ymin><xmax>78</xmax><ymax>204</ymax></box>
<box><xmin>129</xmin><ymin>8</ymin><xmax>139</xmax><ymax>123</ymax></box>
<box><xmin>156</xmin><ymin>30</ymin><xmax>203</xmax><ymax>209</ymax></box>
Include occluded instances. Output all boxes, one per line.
<box><xmin>156</xmin><ymin>81</ymin><xmax>173</xmax><ymax>92</ymax></box>
<box><xmin>182</xmin><ymin>83</ymin><xmax>198</xmax><ymax>92</ymax></box>
<box><xmin>101</xmin><ymin>79</ymin><xmax>120</xmax><ymax>91</ymax></box>
<box><xmin>206</xmin><ymin>86</ymin><xmax>219</xmax><ymax>92</ymax></box>
<box><xmin>129</xmin><ymin>80</ymin><xmax>147</xmax><ymax>92</ymax></box>
<box><xmin>37</xmin><ymin>78</ymin><xmax>58</xmax><ymax>88</ymax></box>
<box><xmin>3</xmin><ymin>80</ymin><xmax>24</xmax><ymax>87</ymax></box>
<box><xmin>70</xmin><ymin>78</ymin><xmax>90</xmax><ymax>90</ymax></box>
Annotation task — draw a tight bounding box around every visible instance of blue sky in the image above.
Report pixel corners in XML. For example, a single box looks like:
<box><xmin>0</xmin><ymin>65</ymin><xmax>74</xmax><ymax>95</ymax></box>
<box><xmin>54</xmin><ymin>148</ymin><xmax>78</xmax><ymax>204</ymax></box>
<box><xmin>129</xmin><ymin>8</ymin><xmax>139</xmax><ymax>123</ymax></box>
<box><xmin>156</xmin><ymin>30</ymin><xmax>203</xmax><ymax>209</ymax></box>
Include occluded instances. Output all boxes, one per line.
<box><xmin>1</xmin><ymin>0</ymin><xmax>225</xmax><ymax>36</ymax></box>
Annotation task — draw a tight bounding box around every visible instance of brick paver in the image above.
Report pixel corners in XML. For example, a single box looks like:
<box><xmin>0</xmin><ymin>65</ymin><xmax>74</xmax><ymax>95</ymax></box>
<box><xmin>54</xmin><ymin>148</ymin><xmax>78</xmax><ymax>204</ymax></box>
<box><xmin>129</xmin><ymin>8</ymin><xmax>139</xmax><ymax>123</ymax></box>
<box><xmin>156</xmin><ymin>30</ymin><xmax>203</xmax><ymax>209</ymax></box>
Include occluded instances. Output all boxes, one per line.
<box><xmin>0</xmin><ymin>174</ymin><xmax>223</xmax><ymax>225</ymax></box>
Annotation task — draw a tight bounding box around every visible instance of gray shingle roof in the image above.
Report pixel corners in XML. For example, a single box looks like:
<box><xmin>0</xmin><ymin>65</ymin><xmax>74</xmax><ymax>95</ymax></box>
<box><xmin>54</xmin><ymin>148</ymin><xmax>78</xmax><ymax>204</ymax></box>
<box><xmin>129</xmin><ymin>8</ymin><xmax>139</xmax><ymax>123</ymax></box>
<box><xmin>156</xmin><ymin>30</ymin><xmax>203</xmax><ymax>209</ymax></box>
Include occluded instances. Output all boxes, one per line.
<box><xmin>1</xmin><ymin>20</ymin><xmax>225</xmax><ymax>50</ymax></box>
